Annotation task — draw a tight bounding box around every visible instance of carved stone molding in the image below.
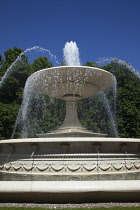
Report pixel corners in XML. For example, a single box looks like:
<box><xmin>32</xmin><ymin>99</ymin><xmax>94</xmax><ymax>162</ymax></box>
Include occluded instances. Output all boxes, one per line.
<box><xmin>1</xmin><ymin>160</ymin><xmax>140</xmax><ymax>174</ymax></box>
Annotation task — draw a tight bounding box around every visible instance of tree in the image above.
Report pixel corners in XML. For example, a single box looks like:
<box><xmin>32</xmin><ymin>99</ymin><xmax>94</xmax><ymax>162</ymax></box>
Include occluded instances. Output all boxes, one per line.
<box><xmin>32</xmin><ymin>57</ymin><xmax>52</xmax><ymax>72</ymax></box>
<box><xmin>85</xmin><ymin>61</ymin><xmax>99</xmax><ymax>67</ymax></box>
<box><xmin>0</xmin><ymin>102</ymin><xmax>19</xmax><ymax>139</ymax></box>
<box><xmin>0</xmin><ymin>54</ymin><xmax>32</xmax><ymax>104</ymax></box>
<box><xmin>0</xmin><ymin>47</ymin><xmax>23</xmax><ymax>77</ymax></box>
<box><xmin>0</xmin><ymin>51</ymin><xmax>53</xmax><ymax>139</ymax></box>
<box><xmin>0</xmin><ymin>55</ymin><xmax>3</xmax><ymax>66</ymax></box>
<box><xmin>102</xmin><ymin>60</ymin><xmax>140</xmax><ymax>138</ymax></box>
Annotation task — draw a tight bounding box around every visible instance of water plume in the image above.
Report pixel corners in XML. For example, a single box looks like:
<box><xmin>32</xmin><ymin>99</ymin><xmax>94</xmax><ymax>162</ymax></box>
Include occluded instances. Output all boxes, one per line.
<box><xmin>63</xmin><ymin>41</ymin><xmax>81</xmax><ymax>66</ymax></box>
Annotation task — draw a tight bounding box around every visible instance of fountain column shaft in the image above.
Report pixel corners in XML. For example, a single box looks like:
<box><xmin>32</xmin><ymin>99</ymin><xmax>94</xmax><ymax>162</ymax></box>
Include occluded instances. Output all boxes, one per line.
<box><xmin>59</xmin><ymin>101</ymin><xmax>83</xmax><ymax>129</ymax></box>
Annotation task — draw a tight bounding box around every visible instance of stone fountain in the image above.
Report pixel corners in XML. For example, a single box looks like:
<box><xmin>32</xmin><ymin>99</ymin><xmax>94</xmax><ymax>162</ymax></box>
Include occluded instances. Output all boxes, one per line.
<box><xmin>0</xmin><ymin>42</ymin><xmax>140</xmax><ymax>203</ymax></box>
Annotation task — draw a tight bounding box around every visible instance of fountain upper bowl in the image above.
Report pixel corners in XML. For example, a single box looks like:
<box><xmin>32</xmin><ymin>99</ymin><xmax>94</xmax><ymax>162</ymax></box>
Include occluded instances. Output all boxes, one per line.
<box><xmin>29</xmin><ymin>66</ymin><xmax>116</xmax><ymax>100</ymax></box>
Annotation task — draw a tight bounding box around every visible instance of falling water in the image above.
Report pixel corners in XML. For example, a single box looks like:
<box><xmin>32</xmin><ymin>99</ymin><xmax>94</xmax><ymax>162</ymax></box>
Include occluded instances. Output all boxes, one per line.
<box><xmin>6</xmin><ymin>153</ymin><xmax>10</xmax><ymax>163</ymax></box>
<box><xmin>11</xmin><ymin>76</ymin><xmax>49</xmax><ymax>138</ymax></box>
<box><xmin>63</xmin><ymin>41</ymin><xmax>81</xmax><ymax>66</ymax></box>
<box><xmin>0</xmin><ymin>45</ymin><xmax>60</xmax><ymax>139</ymax></box>
<box><xmin>11</xmin><ymin>41</ymin><xmax>118</xmax><ymax>138</ymax></box>
<box><xmin>102</xmin><ymin>91</ymin><xmax>118</xmax><ymax>137</ymax></box>
<box><xmin>97</xmin><ymin>57</ymin><xmax>140</xmax><ymax>78</ymax></box>
<box><xmin>0</xmin><ymin>52</ymin><xmax>24</xmax><ymax>88</ymax></box>
<box><xmin>12</xmin><ymin>75</ymin><xmax>36</xmax><ymax>138</ymax></box>
<box><xmin>0</xmin><ymin>46</ymin><xmax>59</xmax><ymax>88</ymax></box>
<box><xmin>12</xmin><ymin>70</ymin><xmax>65</xmax><ymax>138</ymax></box>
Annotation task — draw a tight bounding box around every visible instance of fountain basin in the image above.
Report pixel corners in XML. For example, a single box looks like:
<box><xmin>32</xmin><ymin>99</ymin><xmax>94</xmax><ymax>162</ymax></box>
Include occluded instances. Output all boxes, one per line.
<box><xmin>1</xmin><ymin>137</ymin><xmax>140</xmax><ymax>181</ymax></box>
<box><xmin>1</xmin><ymin>137</ymin><xmax>140</xmax><ymax>202</ymax></box>
<box><xmin>1</xmin><ymin>180</ymin><xmax>140</xmax><ymax>202</ymax></box>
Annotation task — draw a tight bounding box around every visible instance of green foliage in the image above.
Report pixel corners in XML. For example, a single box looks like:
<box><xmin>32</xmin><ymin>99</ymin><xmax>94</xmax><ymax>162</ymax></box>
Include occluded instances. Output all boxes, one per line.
<box><xmin>0</xmin><ymin>54</ymin><xmax>31</xmax><ymax>104</ymax></box>
<box><xmin>0</xmin><ymin>55</ymin><xmax>3</xmax><ymax>66</ymax></box>
<box><xmin>16</xmin><ymin>94</ymin><xmax>65</xmax><ymax>138</ymax></box>
<box><xmin>85</xmin><ymin>61</ymin><xmax>99</xmax><ymax>67</ymax></box>
<box><xmin>32</xmin><ymin>56</ymin><xmax>52</xmax><ymax>72</ymax></box>
<box><xmin>0</xmin><ymin>47</ymin><xmax>23</xmax><ymax>77</ymax></box>
<box><xmin>84</xmin><ymin>60</ymin><xmax>140</xmax><ymax>138</ymax></box>
<box><xmin>0</xmin><ymin>102</ymin><xmax>19</xmax><ymax>139</ymax></box>
<box><xmin>0</xmin><ymin>76</ymin><xmax>20</xmax><ymax>103</ymax></box>
<box><xmin>0</xmin><ymin>46</ymin><xmax>53</xmax><ymax>139</ymax></box>
<box><xmin>102</xmin><ymin>60</ymin><xmax>140</xmax><ymax>138</ymax></box>
<box><xmin>78</xmin><ymin>92</ymin><xmax>117</xmax><ymax>137</ymax></box>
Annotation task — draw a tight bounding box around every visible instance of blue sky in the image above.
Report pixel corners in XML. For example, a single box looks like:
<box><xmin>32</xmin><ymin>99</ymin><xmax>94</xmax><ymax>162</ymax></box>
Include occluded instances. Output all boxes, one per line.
<box><xmin>1</xmin><ymin>0</ymin><xmax>140</xmax><ymax>72</ymax></box>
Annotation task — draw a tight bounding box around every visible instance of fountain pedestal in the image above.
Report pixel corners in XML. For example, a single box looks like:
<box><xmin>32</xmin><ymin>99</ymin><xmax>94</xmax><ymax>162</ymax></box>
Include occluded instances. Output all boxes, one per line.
<box><xmin>35</xmin><ymin>66</ymin><xmax>114</xmax><ymax>137</ymax></box>
<box><xmin>38</xmin><ymin>96</ymin><xmax>107</xmax><ymax>137</ymax></box>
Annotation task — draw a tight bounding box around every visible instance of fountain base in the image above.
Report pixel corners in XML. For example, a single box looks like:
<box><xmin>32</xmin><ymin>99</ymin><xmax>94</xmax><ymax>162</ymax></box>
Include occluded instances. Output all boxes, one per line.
<box><xmin>1</xmin><ymin>181</ymin><xmax>140</xmax><ymax>203</ymax></box>
<box><xmin>1</xmin><ymin>137</ymin><xmax>140</xmax><ymax>202</ymax></box>
<box><xmin>37</xmin><ymin>127</ymin><xmax>107</xmax><ymax>138</ymax></box>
